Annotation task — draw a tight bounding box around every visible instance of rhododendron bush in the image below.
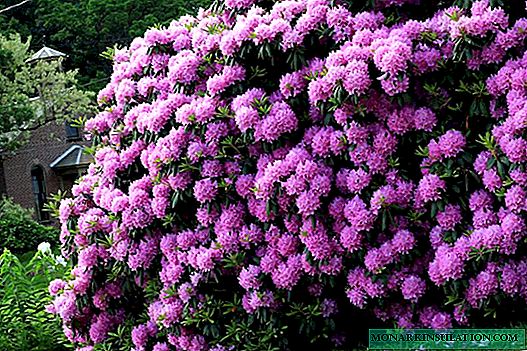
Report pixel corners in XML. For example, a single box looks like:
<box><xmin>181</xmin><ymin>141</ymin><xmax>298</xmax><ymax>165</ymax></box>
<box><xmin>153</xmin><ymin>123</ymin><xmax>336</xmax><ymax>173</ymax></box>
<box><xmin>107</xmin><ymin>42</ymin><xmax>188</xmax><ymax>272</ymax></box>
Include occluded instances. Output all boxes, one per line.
<box><xmin>49</xmin><ymin>0</ymin><xmax>527</xmax><ymax>349</ymax></box>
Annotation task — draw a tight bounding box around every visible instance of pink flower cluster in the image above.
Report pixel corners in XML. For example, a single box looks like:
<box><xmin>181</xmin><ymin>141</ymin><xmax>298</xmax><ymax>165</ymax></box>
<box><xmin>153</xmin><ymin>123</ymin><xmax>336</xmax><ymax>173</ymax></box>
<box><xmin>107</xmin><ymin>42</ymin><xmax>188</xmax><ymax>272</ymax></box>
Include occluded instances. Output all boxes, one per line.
<box><xmin>53</xmin><ymin>0</ymin><xmax>527</xmax><ymax>349</ymax></box>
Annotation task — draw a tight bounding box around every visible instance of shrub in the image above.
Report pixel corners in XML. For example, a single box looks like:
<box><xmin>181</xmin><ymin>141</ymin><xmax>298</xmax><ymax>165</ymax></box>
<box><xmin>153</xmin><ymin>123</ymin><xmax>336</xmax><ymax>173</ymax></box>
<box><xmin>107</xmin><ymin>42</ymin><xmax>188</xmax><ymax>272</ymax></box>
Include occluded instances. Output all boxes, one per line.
<box><xmin>51</xmin><ymin>0</ymin><xmax>527</xmax><ymax>350</ymax></box>
<box><xmin>0</xmin><ymin>197</ymin><xmax>58</xmax><ymax>253</ymax></box>
<box><xmin>0</xmin><ymin>245</ymin><xmax>71</xmax><ymax>351</ymax></box>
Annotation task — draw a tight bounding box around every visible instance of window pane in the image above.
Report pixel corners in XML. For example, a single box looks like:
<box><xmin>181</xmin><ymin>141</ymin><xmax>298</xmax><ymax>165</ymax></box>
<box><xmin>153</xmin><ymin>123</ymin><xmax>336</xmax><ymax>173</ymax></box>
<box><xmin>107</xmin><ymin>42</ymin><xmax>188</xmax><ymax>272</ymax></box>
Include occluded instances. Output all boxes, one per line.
<box><xmin>65</xmin><ymin>122</ymin><xmax>80</xmax><ymax>139</ymax></box>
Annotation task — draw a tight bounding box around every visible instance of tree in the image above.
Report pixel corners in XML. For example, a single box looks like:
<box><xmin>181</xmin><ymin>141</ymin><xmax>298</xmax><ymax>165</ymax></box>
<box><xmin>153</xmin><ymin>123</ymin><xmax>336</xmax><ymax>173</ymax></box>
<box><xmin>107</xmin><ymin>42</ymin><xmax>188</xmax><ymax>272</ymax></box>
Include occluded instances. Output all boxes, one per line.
<box><xmin>0</xmin><ymin>33</ymin><xmax>94</xmax><ymax>150</ymax></box>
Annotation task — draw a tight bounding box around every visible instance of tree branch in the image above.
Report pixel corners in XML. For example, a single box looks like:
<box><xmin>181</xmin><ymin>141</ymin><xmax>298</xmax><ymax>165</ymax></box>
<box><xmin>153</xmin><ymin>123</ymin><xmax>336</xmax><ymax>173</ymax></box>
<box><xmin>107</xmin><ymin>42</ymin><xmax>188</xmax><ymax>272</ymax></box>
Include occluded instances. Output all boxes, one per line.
<box><xmin>0</xmin><ymin>0</ymin><xmax>32</xmax><ymax>14</ymax></box>
<box><xmin>19</xmin><ymin>115</ymin><xmax>57</xmax><ymax>133</ymax></box>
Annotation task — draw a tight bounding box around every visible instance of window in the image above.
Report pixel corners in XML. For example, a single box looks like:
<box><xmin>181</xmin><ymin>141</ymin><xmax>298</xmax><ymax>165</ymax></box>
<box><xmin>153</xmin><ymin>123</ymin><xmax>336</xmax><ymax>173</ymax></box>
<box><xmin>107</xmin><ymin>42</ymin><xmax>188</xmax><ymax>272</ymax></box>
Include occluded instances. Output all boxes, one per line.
<box><xmin>65</xmin><ymin>121</ymin><xmax>80</xmax><ymax>140</ymax></box>
<box><xmin>31</xmin><ymin>166</ymin><xmax>49</xmax><ymax>221</ymax></box>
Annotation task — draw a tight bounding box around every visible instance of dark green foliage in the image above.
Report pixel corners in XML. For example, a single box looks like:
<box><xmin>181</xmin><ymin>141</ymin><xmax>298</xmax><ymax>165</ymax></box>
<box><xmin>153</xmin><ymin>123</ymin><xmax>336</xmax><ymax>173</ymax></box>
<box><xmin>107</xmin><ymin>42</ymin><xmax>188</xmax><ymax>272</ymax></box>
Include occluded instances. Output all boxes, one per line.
<box><xmin>0</xmin><ymin>197</ymin><xmax>58</xmax><ymax>253</ymax></box>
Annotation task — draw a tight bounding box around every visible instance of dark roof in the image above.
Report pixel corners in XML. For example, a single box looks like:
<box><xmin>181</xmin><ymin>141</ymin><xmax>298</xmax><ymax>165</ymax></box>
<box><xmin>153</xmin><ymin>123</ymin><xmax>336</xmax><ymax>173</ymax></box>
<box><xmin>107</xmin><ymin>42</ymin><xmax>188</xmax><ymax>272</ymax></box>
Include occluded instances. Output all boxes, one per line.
<box><xmin>50</xmin><ymin>145</ymin><xmax>92</xmax><ymax>169</ymax></box>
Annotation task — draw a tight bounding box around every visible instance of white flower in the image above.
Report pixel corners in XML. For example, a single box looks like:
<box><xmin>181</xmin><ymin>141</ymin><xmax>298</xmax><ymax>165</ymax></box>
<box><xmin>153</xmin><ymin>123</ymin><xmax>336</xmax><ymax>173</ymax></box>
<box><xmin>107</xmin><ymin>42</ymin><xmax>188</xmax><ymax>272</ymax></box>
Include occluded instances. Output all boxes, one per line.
<box><xmin>55</xmin><ymin>255</ymin><xmax>67</xmax><ymax>266</ymax></box>
<box><xmin>37</xmin><ymin>242</ymin><xmax>51</xmax><ymax>253</ymax></box>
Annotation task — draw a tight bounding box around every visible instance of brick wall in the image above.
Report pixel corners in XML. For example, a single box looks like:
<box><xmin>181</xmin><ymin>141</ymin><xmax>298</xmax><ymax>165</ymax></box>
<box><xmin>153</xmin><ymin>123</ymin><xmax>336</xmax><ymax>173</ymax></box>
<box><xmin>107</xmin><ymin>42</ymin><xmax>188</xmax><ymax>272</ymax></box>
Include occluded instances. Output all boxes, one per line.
<box><xmin>0</xmin><ymin>121</ymin><xmax>87</xmax><ymax>220</ymax></box>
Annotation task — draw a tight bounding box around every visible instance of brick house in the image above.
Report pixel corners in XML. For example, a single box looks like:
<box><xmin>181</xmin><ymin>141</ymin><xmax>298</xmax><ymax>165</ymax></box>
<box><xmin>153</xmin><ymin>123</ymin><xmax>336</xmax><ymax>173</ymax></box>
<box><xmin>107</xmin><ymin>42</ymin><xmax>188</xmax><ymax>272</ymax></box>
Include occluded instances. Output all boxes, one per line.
<box><xmin>0</xmin><ymin>120</ymin><xmax>91</xmax><ymax>222</ymax></box>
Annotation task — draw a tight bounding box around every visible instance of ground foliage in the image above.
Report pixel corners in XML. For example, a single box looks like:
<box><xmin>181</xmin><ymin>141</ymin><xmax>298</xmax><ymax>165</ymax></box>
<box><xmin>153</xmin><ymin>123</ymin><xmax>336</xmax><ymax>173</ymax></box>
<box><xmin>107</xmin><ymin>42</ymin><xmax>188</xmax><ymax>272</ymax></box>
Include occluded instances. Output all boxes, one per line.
<box><xmin>0</xmin><ymin>247</ymin><xmax>71</xmax><ymax>351</ymax></box>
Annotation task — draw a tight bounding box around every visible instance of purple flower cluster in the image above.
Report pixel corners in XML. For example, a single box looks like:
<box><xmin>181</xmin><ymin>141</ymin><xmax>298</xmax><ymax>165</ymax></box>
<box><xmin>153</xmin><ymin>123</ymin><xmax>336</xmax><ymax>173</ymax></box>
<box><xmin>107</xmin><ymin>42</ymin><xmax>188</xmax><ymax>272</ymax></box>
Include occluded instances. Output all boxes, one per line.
<box><xmin>427</xmin><ymin>130</ymin><xmax>466</xmax><ymax>161</ymax></box>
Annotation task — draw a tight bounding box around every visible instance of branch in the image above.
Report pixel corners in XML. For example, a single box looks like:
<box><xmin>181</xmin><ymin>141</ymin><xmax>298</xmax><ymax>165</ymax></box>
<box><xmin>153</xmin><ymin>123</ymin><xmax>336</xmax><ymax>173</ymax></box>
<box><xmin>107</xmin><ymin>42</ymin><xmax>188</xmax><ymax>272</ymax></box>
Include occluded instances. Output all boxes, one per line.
<box><xmin>19</xmin><ymin>115</ymin><xmax>57</xmax><ymax>133</ymax></box>
<box><xmin>0</xmin><ymin>0</ymin><xmax>32</xmax><ymax>14</ymax></box>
